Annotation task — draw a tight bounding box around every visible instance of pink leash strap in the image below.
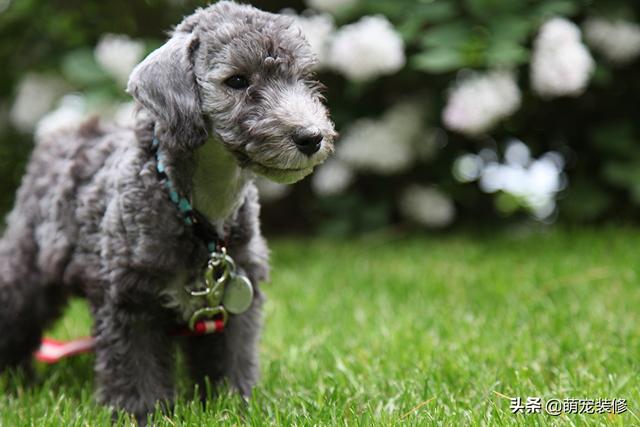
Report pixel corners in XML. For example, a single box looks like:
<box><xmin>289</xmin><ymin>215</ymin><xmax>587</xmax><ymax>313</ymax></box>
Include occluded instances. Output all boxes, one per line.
<box><xmin>35</xmin><ymin>337</ymin><xmax>95</xmax><ymax>363</ymax></box>
<box><xmin>34</xmin><ymin>319</ymin><xmax>225</xmax><ymax>364</ymax></box>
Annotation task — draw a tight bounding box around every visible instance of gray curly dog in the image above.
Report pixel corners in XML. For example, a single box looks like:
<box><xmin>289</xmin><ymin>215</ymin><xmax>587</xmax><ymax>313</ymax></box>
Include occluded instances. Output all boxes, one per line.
<box><xmin>0</xmin><ymin>1</ymin><xmax>335</xmax><ymax>421</ymax></box>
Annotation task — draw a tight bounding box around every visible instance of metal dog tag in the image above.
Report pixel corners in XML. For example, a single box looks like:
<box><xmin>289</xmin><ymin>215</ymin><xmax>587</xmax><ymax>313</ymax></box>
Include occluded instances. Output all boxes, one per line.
<box><xmin>222</xmin><ymin>274</ymin><xmax>253</xmax><ymax>314</ymax></box>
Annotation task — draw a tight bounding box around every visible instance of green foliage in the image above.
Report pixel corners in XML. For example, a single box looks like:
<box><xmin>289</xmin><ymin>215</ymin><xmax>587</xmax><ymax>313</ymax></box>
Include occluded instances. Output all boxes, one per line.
<box><xmin>315</xmin><ymin>0</ymin><xmax>640</xmax><ymax>230</ymax></box>
<box><xmin>363</xmin><ymin>0</ymin><xmax>581</xmax><ymax>73</ymax></box>
<box><xmin>2</xmin><ymin>0</ymin><xmax>640</xmax><ymax>233</ymax></box>
<box><xmin>0</xmin><ymin>0</ymin><xmax>208</xmax><ymax>216</ymax></box>
<box><xmin>60</xmin><ymin>49</ymin><xmax>110</xmax><ymax>87</ymax></box>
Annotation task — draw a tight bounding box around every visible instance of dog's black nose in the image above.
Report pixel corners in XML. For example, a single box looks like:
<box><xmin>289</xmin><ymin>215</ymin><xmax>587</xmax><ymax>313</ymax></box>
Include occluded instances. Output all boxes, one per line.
<box><xmin>293</xmin><ymin>130</ymin><xmax>323</xmax><ymax>156</ymax></box>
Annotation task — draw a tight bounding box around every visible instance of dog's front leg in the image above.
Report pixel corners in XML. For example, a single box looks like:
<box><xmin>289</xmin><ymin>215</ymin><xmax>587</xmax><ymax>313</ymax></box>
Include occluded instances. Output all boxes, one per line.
<box><xmin>93</xmin><ymin>295</ymin><xmax>175</xmax><ymax>424</ymax></box>
<box><xmin>182</xmin><ymin>332</ymin><xmax>226</xmax><ymax>401</ymax></box>
<box><xmin>220</xmin><ymin>289</ymin><xmax>264</xmax><ymax>398</ymax></box>
<box><xmin>183</xmin><ymin>282</ymin><xmax>264</xmax><ymax>401</ymax></box>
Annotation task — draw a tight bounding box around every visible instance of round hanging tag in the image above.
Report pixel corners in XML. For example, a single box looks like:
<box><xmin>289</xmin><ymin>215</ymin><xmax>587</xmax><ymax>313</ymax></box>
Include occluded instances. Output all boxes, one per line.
<box><xmin>223</xmin><ymin>274</ymin><xmax>254</xmax><ymax>314</ymax></box>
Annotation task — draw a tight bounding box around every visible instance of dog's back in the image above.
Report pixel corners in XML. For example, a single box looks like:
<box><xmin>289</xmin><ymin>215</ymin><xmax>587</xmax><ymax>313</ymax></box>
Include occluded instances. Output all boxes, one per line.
<box><xmin>0</xmin><ymin>118</ymin><xmax>143</xmax><ymax>364</ymax></box>
<box><xmin>3</xmin><ymin>119</ymin><xmax>131</xmax><ymax>285</ymax></box>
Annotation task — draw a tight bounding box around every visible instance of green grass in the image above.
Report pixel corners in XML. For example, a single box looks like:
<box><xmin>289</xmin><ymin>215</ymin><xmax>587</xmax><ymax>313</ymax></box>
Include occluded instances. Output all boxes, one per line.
<box><xmin>2</xmin><ymin>226</ymin><xmax>640</xmax><ymax>425</ymax></box>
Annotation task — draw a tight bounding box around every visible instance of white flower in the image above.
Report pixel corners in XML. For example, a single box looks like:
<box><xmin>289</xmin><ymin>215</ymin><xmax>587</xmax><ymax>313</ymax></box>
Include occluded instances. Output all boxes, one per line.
<box><xmin>503</xmin><ymin>138</ymin><xmax>531</xmax><ymax>167</ymax></box>
<box><xmin>478</xmin><ymin>143</ymin><xmax>565</xmax><ymax>219</ymax></box>
<box><xmin>95</xmin><ymin>34</ymin><xmax>145</xmax><ymax>86</ymax></box>
<box><xmin>399</xmin><ymin>185</ymin><xmax>456</xmax><ymax>228</ymax></box>
<box><xmin>311</xmin><ymin>158</ymin><xmax>354</xmax><ymax>196</ymax></box>
<box><xmin>339</xmin><ymin>118</ymin><xmax>408</xmax><ymax>173</ymax></box>
<box><xmin>328</xmin><ymin>15</ymin><xmax>405</xmax><ymax>81</ymax></box>
<box><xmin>527</xmin><ymin>157</ymin><xmax>562</xmax><ymax>202</ymax></box>
<box><xmin>530</xmin><ymin>18</ymin><xmax>594</xmax><ymax>98</ymax></box>
<box><xmin>442</xmin><ymin>71</ymin><xmax>521</xmax><ymax>136</ymax></box>
<box><xmin>338</xmin><ymin>101</ymin><xmax>423</xmax><ymax>174</ymax></box>
<box><xmin>255</xmin><ymin>177</ymin><xmax>291</xmax><ymax>202</ymax></box>
<box><xmin>290</xmin><ymin>12</ymin><xmax>335</xmax><ymax>66</ymax></box>
<box><xmin>9</xmin><ymin>74</ymin><xmax>66</xmax><ymax>132</ymax></box>
<box><xmin>584</xmin><ymin>18</ymin><xmax>640</xmax><ymax>64</ymax></box>
<box><xmin>306</xmin><ymin>0</ymin><xmax>357</xmax><ymax>15</ymax></box>
<box><xmin>35</xmin><ymin>94</ymin><xmax>87</xmax><ymax>141</ymax></box>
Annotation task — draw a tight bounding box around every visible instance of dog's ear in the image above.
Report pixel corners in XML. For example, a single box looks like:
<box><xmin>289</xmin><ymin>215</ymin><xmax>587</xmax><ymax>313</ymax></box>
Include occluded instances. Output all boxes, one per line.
<box><xmin>127</xmin><ymin>31</ymin><xmax>206</xmax><ymax>151</ymax></box>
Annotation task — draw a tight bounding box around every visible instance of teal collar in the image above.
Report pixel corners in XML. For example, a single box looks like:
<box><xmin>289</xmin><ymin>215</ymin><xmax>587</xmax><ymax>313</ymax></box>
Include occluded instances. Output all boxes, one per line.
<box><xmin>151</xmin><ymin>135</ymin><xmax>254</xmax><ymax>330</ymax></box>
<box><xmin>152</xmin><ymin>136</ymin><xmax>223</xmax><ymax>253</ymax></box>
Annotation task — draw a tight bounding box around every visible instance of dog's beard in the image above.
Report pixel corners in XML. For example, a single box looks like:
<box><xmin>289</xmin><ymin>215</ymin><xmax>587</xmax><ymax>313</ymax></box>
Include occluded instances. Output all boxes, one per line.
<box><xmin>249</xmin><ymin>163</ymin><xmax>314</xmax><ymax>184</ymax></box>
<box><xmin>215</xmin><ymin>140</ymin><xmax>316</xmax><ymax>183</ymax></box>
<box><xmin>217</xmin><ymin>135</ymin><xmax>331</xmax><ymax>184</ymax></box>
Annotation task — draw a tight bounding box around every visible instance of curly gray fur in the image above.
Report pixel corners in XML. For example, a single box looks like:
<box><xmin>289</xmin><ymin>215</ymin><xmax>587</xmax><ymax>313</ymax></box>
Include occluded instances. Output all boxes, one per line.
<box><xmin>0</xmin><ymin>1</ymin><xmax>335</xmax><ymax>423</ymax></box>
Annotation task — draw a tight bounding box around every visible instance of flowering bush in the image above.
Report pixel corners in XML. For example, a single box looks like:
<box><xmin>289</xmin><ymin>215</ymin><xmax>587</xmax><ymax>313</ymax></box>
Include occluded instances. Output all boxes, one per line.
<box><xmin>442</xmin><ymin>71</ymin><xmax>521</xmax><ymax>136</ymax></box>
<box><xmin>530</xmin><ymin>18</ymin><xmax>594</xmax><ymax>98</ymax></box>
<box><xmin>2</xmin><ymin>0</ymin><xmax>640</xmax><ymax>234</ymax></box>
<box><xmin>94</xmin><ymin>34</ymin><xmax>145</xmax><ymax>87</ymax></box>
<box><xmin>327</xmin><ymin>15</ymin><xmax>405</xmax><ymax>81</ymax></box>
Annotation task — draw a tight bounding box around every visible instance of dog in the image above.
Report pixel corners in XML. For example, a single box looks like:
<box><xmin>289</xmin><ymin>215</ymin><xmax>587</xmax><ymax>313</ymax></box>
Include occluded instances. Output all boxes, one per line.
<box><xmin>0</xmin><ymin>1</ymin><xmax>335</xmax><ymax>421</ymax></box>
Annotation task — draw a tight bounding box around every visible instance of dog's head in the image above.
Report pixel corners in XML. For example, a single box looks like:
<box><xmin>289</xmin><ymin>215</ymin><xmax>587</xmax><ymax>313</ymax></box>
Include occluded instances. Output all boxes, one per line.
<box><xmin>127</xmin><ymin>1</ymin><xmax>336</xmax><ymax>184</ymax></box>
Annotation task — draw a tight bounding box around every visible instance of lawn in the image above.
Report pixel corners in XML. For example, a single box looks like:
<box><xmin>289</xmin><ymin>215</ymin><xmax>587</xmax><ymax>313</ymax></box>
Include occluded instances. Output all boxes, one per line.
<box><xmin>1</xmin><ymin>226</ymin><xmax>639</xmax><ymax>426</ymax></box>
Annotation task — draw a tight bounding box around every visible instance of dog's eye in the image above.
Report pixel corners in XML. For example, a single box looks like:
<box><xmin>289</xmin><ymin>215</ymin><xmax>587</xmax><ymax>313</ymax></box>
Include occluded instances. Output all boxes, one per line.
<box><xmin>224</xmin><ymin>75</ymin><xmax>250</xmax><ymax>90</ymax></box>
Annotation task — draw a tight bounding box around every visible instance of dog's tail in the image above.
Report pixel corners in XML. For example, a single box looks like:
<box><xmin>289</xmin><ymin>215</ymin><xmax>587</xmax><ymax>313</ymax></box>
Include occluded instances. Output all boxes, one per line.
<box><xmin>0</xmin><ymin>218</ymin><xmax>67</xmax><ymax>371</ymax></box>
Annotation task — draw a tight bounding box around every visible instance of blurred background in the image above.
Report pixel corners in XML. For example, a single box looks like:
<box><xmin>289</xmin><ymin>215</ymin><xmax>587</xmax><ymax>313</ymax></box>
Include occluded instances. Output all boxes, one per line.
<box><xmin>1</xmin><ymin>0</ymin><xmax>639</xmax><ymax>236</ymax></box>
